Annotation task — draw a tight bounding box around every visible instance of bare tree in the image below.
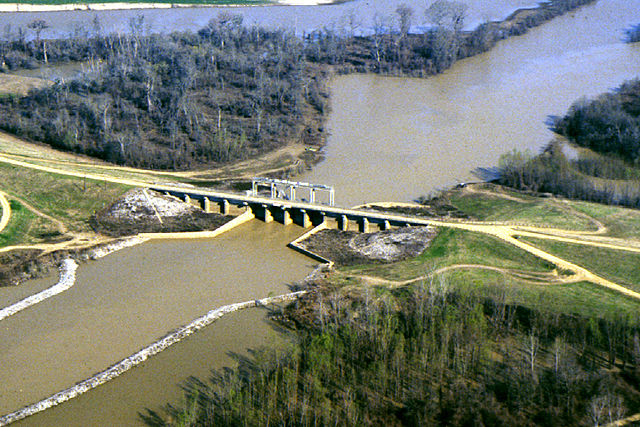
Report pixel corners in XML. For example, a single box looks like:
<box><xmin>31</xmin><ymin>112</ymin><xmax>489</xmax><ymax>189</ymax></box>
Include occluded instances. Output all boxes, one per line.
<box><xmin>426</xmin><ymin>0</ymin><xmax>468</xmax><ymax>31</ymax></box>
<box><xmin>396</xmin><ymin>4</ymin><xmax>414</xmax><ymax>37</ymax></box>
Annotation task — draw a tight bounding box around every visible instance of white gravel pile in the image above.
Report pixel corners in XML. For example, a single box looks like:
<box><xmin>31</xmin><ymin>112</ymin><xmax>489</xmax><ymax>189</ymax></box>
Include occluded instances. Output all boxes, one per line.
<box><xmin>349</xmin><ymin>227</ymin><xmax>434</xmax><ymax>262</ymax></box>
<box><xmin>104</xmin><ymin>189</ymin><xmax>198</xmax><ymax>220</ymax></box>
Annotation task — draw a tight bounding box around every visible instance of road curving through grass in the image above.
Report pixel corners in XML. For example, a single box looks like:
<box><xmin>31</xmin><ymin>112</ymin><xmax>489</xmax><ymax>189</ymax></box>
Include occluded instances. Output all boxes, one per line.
<box><xmin>0</xmin><ymin>191</ymin><xmax>11</xmax><ymax>234</ymax></box>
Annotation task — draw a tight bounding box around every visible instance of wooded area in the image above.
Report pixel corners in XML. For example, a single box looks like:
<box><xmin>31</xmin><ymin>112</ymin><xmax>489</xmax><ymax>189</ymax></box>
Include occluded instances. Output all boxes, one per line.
<box><xmin>0</xmin><ymin>0</ymin><xmax>596</xmax><ymax>170</ymax></box>
<box><xmin>141</xmin><ymin>281</ymin><xmax>640</xmax><ymax>426</ymax></box>
<box><xmin>499</xmin><ymin>80</ymin><xmax>640</xmax><ymax>207</ymax></box>
<box><xmin>0</xmin><ymin>16</ymin><xmax>329</xmax><ymax>169</ymax></box>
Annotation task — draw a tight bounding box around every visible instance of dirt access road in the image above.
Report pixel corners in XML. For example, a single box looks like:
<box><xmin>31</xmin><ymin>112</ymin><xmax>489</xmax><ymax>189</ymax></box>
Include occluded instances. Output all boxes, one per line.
<box><xmin>1</xmin><ymin>148</ymin><xmax>640</xmax><ymax>301</ymax></box>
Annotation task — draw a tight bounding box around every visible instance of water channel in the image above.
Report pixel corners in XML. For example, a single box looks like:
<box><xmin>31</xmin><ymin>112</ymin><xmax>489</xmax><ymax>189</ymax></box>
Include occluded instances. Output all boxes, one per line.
<box><xmin>1</xmin><ymin>221</ymin><xmax>315</xmax><ymax>425</ymax></box>
<box><xmin>299</xmin><ymin>0</ymin><xmax>640</xmax><ymax>205</ymax></box>
<box><xmin>0</xmin><ymin>0</ymin><xmax>538</xmax><ymax>38</ymax></box>
<box><xmin>1</xmin><ymin>0</ymin><xmax>639</xmax><ymax>425</ymax></box>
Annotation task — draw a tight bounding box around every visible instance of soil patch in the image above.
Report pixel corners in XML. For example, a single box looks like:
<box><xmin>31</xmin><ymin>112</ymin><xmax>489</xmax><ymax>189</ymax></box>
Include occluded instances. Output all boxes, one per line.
<box><xmin>90</xmin><ymin>188</ymin><xmax>233</xmax><ymax>237</ymax></box>
<box><xmin>298</xmin><ymin>227</ymin><xmax>437</xmax><ymax>266</ymax></box>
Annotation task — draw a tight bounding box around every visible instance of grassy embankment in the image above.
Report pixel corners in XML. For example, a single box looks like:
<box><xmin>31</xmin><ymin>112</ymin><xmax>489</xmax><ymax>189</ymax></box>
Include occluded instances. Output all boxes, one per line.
<box><xmin>521</xmin><ymin>236</ymin><xmax>640</xmax><ymax>294</ymax></box>
<box><xmin>338</xmin><ymin>184</ymin><xmax>640</xmax><ymax>320</ymax></box>
<box><xmin>0</xmin><ymin>162</ymin><xmax>129</xmax><ymax>247</ymax></box>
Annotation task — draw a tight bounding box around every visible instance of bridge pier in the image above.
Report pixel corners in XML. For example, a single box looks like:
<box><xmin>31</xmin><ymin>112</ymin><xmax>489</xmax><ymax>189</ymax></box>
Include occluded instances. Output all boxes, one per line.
<box><xmin>282</xmin><ymin>208</ymin><xmax>292</xmax><ymax>226</ymax></box>
<box><xmin>261</xmin><ymin>205</ymin><xmax>274</xmax><ymax>223</ymax></box>
<box><xmin>338</xmin><ymin>215</ymin><xmax>349</xmax><ymax>231</ymax></box>
<box><xmin>379</xmin><ymin>220</ymin><xmax>390</xmax><ymax>231</ymax></box>
<box><xmin>202</xmin><ymin>197</ymin><xmax>211</xmax><ymax>213</ymax></box>
<box><xmin>183</xmin><ymin>194</ymin><xmax>191</xmax><ymax>204</ymax></box>
<box><xmin>359</xmin><ymin>217</ymin><xmax>370</xmax><ymax>233</ymax></box>
<box><xmin>300</xmin><ymin>209</ymin><xmax>311</xmax><ymax>228</ymax></box>
<box><xmin>219</xmin><ymin>199</ymin><xmax>230</xmax><ymax>215</ymax></box>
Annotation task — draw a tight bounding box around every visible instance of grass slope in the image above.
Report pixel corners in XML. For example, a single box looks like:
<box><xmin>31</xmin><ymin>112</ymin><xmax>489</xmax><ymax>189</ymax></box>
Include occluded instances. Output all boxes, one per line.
<box><xmin>521</xmin><ymin>236</ymin><xmax>640</xmax><ymax>294</ymax></box>
<box><xmin>0</xmin><ymin>162</ymin><xmax>129</xmax><ymax>245</ymax></box>
<box><xmin>343</xmin><ymin>228</ymin><xmax>555</xmax><ymax>282</ymax></box>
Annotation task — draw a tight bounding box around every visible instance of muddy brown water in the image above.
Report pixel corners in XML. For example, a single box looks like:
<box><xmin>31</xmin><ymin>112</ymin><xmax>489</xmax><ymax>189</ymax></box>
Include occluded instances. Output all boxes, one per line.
<box><xmin>2</xmin><ymin>0</ymin><xmax>640</xmax><ymax>425</ymax></box>
<box><xmin>298</xmin><ymin>0</ymin><xmax>640</xmax><ymax>206</ymax></box>
<box><xmin>0</xmin><ymin>0</ymin><xmax>538</xmax><ymax>39</ymax></box>
<box><xmin>0</xmin><ymin>221</ymin><xmax>314</xmax><ymax>424</ymax></box>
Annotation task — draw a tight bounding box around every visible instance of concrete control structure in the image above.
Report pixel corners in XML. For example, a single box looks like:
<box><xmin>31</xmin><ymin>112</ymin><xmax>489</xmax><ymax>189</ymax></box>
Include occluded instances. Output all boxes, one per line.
<box><xmin>251</xmin><ymin>177</ymin><xmax>335</xmax><ymax>206</ymax></box>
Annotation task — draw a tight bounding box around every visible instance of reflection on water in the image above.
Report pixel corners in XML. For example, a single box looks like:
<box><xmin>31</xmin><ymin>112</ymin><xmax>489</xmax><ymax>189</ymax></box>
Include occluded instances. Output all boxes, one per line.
<box><xmin>298</xmin><ymin>0</ymin><xmax>640</xmax><ymax>206</ymax></box>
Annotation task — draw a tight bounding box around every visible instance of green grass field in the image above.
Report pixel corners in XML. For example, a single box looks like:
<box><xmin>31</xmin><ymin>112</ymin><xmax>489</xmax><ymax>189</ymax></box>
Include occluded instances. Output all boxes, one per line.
<box><xmin>446</xmin><ymin>187</ymin><xmax>596</xmax><ymax>231</ymax></box>
<box><xmin>343</xmin><ymin>228</ymin><xmax>555</xmax><ymax>282</ymax></box>
<box><xmin>521</xmin><ymin>236</ymin><xmax>640</xmax><ymax>294</ymax></box>
<box><xmin>568</xmin><ymin>200</ymin><xmax>640</xmax><ymax>239</ymax></box>
<box><xmin>434</xmin><ymin>268</ymin><xmax>640</xmax><ymax>322</ymax></box>
<box><xmin>0</xmin><ymin>163</ymin><xmax>129</xmax><ymax>243</ymax></box>
<box><xmin>0</xmin><ymin>200</ymin><xmax>62</xmax><ymax>246</ymax></box>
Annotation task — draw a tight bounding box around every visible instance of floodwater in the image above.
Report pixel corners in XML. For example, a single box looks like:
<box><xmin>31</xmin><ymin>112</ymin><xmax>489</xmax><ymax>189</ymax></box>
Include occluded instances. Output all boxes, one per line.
<box><xmin>0</xmin><ymin>0</ymin><xmax>538</xmax><ymax>39</ymax></box>
<box><xmin>298</xmin><ymin>0</ymin><xmax>640</xmax><ymax>206</ymax></box>
<box><xmin>17</xmin><ymin>307</ymin><xmax>287</xmax><ymax>427</ymax></box>
<box><xmin>0</xmin><ymin>221</ymin><xmax>315</xmax><ymax>423</ymax></box>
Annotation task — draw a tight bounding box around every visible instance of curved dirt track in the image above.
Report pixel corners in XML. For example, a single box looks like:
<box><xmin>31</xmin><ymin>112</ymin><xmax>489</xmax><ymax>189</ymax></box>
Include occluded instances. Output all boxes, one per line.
<box><xmin>0</xmin><ymin>191</ymin><xmax>11</xmax><ymax>233</ymax></box>
<box><xmin>1</xmin><ymin>150</ymin><xmax>640</xmax><ymax>301</ymax></box>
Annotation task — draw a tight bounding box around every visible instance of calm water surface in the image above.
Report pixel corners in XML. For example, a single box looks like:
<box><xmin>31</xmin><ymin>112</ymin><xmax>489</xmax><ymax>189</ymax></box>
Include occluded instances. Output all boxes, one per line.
<box><xmin>0</xmin><ymin>0</ymin><xmax>538</xmax><ymax>38</ymax></box>
<box><xmin>298</xmin><ymin>0</ymin><xmax>640</xmax><ymax>205</ymax></box>
<box><xmin>0</xmin><ymin>221</ymin><xmax>314</xmax><ymax>421</ymax></box>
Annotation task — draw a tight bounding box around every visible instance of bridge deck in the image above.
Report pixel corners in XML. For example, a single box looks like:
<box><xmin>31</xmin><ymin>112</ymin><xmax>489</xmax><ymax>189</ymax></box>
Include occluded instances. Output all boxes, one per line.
<box><xmin>150</xmin><ymin>185</ymin><xmax>433</xmax><ymax>227</ymax></box>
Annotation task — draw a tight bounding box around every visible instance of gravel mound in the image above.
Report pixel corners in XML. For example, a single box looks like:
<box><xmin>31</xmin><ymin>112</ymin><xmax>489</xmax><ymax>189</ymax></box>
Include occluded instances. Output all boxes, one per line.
<box><xmin>91</xmin><ymin>189</ymin><xmax>231</xmax><ymax>237</ymax></box>
<box><xmin>298</xmin><ymin>227</ymin><xmax>437</xmax><ymax>266</ymax></box>
<box><xmin>349</xmin><ymin>227</ymin><xmax>435</xmax><ymax>262</ymax></box>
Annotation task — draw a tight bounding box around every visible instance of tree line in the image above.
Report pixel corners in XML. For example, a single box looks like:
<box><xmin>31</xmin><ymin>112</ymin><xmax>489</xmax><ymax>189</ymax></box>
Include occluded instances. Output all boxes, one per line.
<box><xmin>554</xmin><ymin>79</ymin><xmax>640</xmax><ymax>165</ymax></box>
<box><xmin>141</xmin><ymin>279</ymin><xmax>640</xmax><ymax>426</ymax></box>
<box><xmin>498</xmin><ymin>79</ymin><xmax>640</xmax><ymax>207</ymax></box>
<box><xmin>0</xmin><ymin>0</ymin><xmax>597</xmax><ymax>170</ymax></box>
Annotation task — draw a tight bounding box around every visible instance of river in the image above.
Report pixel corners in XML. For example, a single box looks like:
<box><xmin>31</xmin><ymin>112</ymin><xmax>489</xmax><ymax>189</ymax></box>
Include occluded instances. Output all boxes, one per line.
<box><xmin>0</xmin><ymin>221</ymin><xmax>314</xmax><ymax>425</ymax></box>
<box><xmin>1</xmin><ymin>0</ymin><xmax>639</xmax><ymax>425</ymax></box>
<box><xmin>0</xmin><ymin>0</ymin><xmax>538</xmax><ymax>39</ymax></box>
<box><xmin>298</xmin><ymin>0</ymin><xmax>640</xmax><ymax>205</ymax></box>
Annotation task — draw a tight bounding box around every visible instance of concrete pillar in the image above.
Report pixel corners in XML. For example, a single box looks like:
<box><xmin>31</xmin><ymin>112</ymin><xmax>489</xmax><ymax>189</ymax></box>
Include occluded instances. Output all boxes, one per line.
<box><xmin>300</xmin><ymin>209</ymin><xmax>311</xmax><ymax>228</ymax></box>
<box><xmin>338</xmin><ymin>215</ymin><xmax>349</xmax><ymax>231</ymax></box>
<box><xmin>261</xmin><ymin>205</ymin><xmax>273</xmax><ymax>223</ymax></box>
<box><xmin>202</xmin><ymin>197</ymin><xmax>211</xmax><ymax>213</ymax></box>
<box><xmin>183</xmin><ymin>194</ymin><xmax>191</xmax><ymax>204</ymax></box>
<box><xmin>219</xmin><ymin>199</ymin><xmax>230</xmax><ymax>215</ymax></box>
<box><xmin>359</xmin><ymin>217</ymin><xmax>370</xmax><ymax>233</ymax></box>
<box><xmin>379</xmin><ymin>220</ymin><xmax>390</xmax><ymax>231</ymax></box>
<box><xmin>270</xmin><ymin>183</ymin><xmax>276</xmax><ymax>199</ymax></box>
<box><xmin>164</xmin><ymin>191</ymin><xmax>171</xmax><ymax>197</ymax></box>
<box><xmin>310</xmin><ymin>188</ymin><xmax>315</xmax><ymax>204</ymax></box>
<box><xmin>405</xmin><ymin>222</ymin><xmax>412</xmax><ymax>228</ymax></box>
<box><xmin>282</xmin><ymin>208</ymin><xmax>292</xmax><ymax>226</ymax></box>
<box><xmin>289</xmin><ymin>186</ymin><xmax>296</xmax><ymax>202</ymax></box>
<box><xmin>329</xmin><ymin>189</ymin><xmax>335</xmax><ymax>206</ymax></box>
<box><xmin>252</xmin><ymin>181</ymin><xmax>257</xmax><ymax>197</ymax></box>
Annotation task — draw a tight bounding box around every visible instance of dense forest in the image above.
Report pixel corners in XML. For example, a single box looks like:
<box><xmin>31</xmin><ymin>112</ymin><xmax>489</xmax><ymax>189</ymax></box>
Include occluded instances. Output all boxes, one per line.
<box><xmin>0</xmin><ymin>16</ymin><xmax>329</xmax><ymax>169</ymax></box>
<box><xmin>554</xmin><ymin>79</ymin><xmax>640</xmax><ymax>165</ymax></box>
<box><xmin>499</xmin><ymin>79</ymin><xmax>640</xmax><ymax>207</ymax></box>
<box><xmin>141</xmin><ymin>281</ymin><xmax>640</xmax><ymax>426</ymax></box>
<box><xmin>0</xmin><ymin>0</ymin><xmax>596</xmax><ymax>170</ymax></box>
